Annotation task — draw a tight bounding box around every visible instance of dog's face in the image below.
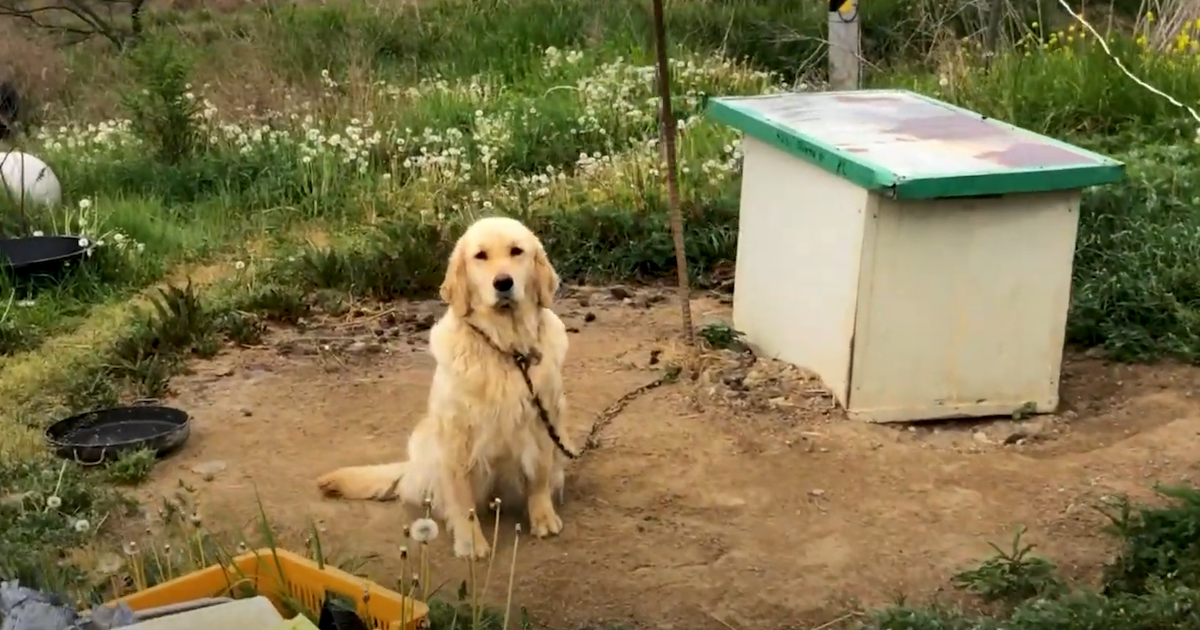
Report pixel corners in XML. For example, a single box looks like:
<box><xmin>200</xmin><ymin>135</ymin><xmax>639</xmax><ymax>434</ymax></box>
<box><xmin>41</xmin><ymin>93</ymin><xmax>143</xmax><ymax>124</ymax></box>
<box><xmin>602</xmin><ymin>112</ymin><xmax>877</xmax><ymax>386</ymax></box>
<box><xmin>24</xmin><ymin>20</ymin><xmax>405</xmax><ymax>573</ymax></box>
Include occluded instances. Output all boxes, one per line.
<box><xmin>441</xmin><ymin>217</ymin><xmax>560</xmax><ymax>317</ymax></box>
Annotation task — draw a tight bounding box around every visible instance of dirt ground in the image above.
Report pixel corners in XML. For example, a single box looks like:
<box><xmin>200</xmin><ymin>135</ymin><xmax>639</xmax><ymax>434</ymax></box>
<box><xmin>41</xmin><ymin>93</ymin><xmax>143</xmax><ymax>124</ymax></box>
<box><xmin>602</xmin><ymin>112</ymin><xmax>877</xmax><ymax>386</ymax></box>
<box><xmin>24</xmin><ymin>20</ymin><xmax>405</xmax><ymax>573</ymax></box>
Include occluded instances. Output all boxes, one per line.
<box><xmin>130</xmin><ymin>285</ymin><xmax>1200</xmax><ymax>629</ymax></box>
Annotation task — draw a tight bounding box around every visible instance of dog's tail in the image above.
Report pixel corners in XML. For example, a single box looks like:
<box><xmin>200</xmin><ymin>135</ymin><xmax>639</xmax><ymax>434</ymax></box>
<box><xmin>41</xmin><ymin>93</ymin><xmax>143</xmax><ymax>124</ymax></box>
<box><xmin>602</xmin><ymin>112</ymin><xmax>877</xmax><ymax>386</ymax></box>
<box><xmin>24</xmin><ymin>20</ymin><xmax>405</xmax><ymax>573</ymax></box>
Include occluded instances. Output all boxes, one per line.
<box><xmin>316</xmin><ymin>462</ymin><xmax>409</xmax><ymax>502</ymax></box>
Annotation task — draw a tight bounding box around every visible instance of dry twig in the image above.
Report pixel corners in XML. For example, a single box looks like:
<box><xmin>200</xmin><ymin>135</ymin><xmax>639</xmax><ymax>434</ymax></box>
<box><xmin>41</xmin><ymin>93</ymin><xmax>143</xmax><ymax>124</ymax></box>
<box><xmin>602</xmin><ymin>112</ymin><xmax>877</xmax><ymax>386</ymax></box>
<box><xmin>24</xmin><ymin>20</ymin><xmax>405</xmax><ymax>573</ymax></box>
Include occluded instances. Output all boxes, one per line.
<box><xmin>0</xmin><ymin>0</ymin><xmax>147</xmax><ymax>50</ymax></box>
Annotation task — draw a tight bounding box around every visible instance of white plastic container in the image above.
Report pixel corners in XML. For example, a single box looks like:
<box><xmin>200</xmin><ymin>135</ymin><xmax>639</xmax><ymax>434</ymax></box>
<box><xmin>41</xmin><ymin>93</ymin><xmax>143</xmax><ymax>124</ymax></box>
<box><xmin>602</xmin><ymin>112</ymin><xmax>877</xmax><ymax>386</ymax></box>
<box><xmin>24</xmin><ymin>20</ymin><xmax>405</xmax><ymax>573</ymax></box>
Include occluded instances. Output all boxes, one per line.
<box><xmin>127</xmin><ymin>596</ymin><xmax>284</xmax><ymax>630</ymax></box>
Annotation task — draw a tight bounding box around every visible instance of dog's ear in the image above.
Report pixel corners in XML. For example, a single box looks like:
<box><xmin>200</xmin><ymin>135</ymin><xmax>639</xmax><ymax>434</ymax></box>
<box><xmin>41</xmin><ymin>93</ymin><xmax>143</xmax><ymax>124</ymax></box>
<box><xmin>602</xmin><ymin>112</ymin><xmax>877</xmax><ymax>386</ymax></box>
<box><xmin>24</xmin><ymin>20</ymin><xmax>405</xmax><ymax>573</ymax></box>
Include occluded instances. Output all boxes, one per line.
<box><xmin>532</xmin><ymin>243</ymin><xmax>560</xmax><ymax>309</ymax></box>
<box><xmin>440</xmin><ymin>241</ymin><xmax>472</xmax><ymax>316</ymax></box>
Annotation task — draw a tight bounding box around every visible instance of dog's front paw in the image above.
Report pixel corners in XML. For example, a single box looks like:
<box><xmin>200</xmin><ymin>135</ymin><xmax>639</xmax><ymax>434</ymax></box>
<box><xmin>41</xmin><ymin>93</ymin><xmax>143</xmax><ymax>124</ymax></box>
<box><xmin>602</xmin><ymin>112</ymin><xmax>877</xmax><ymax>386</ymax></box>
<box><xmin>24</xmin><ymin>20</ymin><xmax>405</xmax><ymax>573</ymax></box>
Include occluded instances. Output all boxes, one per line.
<box><xmin>316</xmin><ymin>473</ymin><xmax>343</xmax><ymax>498</ymax></box>
<box><xmin>452</xmin><ymin>525</ymin><xmax>491</xmax><ymax>559</ymax></box>
<box><xmin>528</xmin><ymin>500</ymin><xmax>563</xmax><ymax>538</ymax></box>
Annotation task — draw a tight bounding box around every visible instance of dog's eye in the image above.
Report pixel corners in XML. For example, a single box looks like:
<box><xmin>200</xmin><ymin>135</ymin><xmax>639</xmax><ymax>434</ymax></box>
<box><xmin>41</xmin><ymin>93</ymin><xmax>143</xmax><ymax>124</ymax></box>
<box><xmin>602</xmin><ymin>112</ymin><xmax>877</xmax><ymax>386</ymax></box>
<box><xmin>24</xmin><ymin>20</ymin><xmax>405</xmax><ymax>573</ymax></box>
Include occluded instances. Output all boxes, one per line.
<box><xmin>510</xmin><ymin>247</ymin><xmax>524</xmax><ymax>257</ymax></box>
<box><xmin>474</xmin><ymin>251</ymin><xmax>488</xmax><ymax>261</ymax></box>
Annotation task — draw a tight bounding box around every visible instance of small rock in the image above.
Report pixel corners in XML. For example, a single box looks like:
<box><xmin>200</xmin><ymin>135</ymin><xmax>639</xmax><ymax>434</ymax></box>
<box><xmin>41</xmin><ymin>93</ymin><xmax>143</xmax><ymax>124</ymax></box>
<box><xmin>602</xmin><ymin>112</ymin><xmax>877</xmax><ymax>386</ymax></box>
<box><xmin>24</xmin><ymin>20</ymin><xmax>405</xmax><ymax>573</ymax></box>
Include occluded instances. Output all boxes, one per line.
<box><xmin>584</xmin><ymin>312</ymin><xmax>596</xmax><ymax>323</ymax></box>
<box><xmin>566</xmin><ymin>326</ymin><xmax>580</xmax><ymax>333</ymax></box>
<box><xmin>215</xmin><ymin>366</ymin><xmax>235</xmax><ymax>377</ymax></box>
<box><xmin>722</xmin><ymin>370</ymin><xmax>748</xmax><ymax>390</ymax></box>
<box><xmin>241</xmin><ymin>408</ymin><xmax>252</xmax><ymax>417</ymax></box>
<box><xmin>191</xmin><ymin>460</ymin><xmax>227</xmax><ymax>481</ymax></box>
<box><xmin>347</xmin><ymin>341</ymin><xmax>369</xmax><ymax>354</ymax></box>
<box><xmin>415</xmin><ymin>314</ymin><xmax>436</xmax><ymax>330</ymax></box>
<box><xmin>578</xmin><ymin>296</ymin><xmax>590</xmax><ymax>307</ymax></box>
<box><xmin>972</xmin><ymin>431</ymin><xmax>991</xmax><ymax>444</ymax></box>
<box><xmin>809</xmin><ymin>489</ymin><xmax>826</xmax><ymax>498</ymax></box>
<box><xmin>711</xmin><ymin>494</ymin><xmax>746</xmax><ymax>507</ymax></box>
<box><xmin>609</xmin><ymin>286</ymin><xmax>632</xmax><ymax>300</ymax></box>
<box><xmin>1003</xmin><ymin>431</ymin><xmax>1029</xmax><ymax>445</ymax></box>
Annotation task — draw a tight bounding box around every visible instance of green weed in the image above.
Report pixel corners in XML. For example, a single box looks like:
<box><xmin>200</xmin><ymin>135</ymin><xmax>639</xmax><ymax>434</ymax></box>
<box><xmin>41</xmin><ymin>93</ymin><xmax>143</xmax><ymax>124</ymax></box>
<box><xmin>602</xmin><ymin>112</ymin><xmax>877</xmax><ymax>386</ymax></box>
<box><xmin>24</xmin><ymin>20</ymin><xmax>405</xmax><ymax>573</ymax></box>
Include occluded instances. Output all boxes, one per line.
<box><xmin>697</xmin><ymin>322</ymin><xmax>745</xmax><ymax>351</ymax></box>
<box><xmin>1101</xmin><ymin>485</ymin><xmax>1200</xmax><ymax>596</ymax></box>
<box><xmin>0</xmin><ymin>457</ymin><xmax>127</xmax><ymax>595</ymax></box>
<box><xmin>951</xmin><ymin>526</ymin><xmax>1065</xmax><ymax>604</ymax></box>
<box><xmin>105</xmin><ymin>448</ymin><xmax>158</xmax><ymax>486</ymax></box>
<box><xmin>122</xmin><ymin>36</ymin><xmax>203</xmax><ymax>165</ymax></box>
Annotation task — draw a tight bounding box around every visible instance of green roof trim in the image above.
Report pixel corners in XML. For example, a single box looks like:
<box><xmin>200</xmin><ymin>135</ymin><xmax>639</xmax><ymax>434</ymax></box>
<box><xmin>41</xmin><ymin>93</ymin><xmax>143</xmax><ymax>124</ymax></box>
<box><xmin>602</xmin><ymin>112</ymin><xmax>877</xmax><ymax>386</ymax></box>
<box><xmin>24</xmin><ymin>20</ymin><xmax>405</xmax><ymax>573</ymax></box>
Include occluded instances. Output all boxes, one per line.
<box><xmin>705</xmin><ymin>90</ymin><xmax>1126</xmax><ymax>200</ymax></box>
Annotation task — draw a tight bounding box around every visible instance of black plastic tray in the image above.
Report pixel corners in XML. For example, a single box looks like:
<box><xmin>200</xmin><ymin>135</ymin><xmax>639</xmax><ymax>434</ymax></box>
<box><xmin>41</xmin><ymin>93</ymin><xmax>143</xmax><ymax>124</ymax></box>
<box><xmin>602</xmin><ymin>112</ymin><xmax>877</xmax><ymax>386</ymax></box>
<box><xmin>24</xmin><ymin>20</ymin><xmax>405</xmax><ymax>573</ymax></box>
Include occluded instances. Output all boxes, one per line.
<box><xmin>0</xmin><ymin>235</ymin><xmax>90</xmax><ymax>279</ymax></box>
<box><xmin>44</xmin><ymin>403</ymin><xmax>191</xmax><ymax>463</ymax></box>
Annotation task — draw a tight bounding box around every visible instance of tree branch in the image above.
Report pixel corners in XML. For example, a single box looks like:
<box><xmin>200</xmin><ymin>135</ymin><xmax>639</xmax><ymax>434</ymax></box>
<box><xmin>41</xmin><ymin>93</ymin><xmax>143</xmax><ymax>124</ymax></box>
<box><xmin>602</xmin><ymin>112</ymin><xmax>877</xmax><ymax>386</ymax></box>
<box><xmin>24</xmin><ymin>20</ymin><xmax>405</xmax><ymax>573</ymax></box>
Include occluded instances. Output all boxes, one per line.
<box><xmin>0</xmin><ymin>0</ymin><xmax>145</xmax><ymax>50</ymax></box>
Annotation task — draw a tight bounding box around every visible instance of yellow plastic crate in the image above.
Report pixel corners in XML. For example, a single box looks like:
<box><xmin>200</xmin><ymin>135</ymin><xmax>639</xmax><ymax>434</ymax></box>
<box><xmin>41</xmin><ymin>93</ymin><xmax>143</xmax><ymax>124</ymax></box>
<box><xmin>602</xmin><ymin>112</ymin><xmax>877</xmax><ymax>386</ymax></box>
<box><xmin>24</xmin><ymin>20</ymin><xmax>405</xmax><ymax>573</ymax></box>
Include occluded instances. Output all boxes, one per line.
<box><xmin>115</xmin><ymin>548</ymin><xmax>429</xmax><ymax>630</ymax></box>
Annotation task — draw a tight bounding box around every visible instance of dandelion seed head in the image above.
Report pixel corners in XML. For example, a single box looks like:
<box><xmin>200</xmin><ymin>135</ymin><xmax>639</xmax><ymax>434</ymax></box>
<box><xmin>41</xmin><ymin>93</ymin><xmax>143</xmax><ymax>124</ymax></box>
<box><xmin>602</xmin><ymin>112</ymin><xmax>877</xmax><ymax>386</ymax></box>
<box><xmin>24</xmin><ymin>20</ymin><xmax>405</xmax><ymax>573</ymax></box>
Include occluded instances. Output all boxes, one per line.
<box><xmin>410</xmin><ymin>517</ymin><xmax>440</xmax><ymax>543</ymax></box>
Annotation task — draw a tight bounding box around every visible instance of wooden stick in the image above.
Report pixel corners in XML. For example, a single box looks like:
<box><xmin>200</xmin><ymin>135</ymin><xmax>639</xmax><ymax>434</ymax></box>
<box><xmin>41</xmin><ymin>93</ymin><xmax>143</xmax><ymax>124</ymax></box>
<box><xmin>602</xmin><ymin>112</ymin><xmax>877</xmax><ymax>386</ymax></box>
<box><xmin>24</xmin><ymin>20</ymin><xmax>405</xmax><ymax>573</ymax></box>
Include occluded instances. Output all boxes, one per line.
<box><xmin>650</xmin><ymin>0</ymin><xmax>696</xmax><ymax>349</ymax></box>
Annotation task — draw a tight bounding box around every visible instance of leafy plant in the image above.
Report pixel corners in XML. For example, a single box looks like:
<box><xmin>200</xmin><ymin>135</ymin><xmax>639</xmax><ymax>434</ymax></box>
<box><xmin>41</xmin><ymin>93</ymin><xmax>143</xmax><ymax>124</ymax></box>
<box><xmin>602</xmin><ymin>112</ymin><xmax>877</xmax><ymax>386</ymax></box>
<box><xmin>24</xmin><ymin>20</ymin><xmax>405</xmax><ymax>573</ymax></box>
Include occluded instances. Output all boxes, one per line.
<box><xmin>1102</xmin><ymin>485</ymin><xmax>1200</xmax><ymax>596</ymax></box>
<box><xmin>697</xmin><ymin>322</ymin><xmax>745</xmax><ymax>351</ymax></box>
<box><xmin>104</xmin><ymin>282</ymin><xmax>222</xmax><ymax>398</ymax></box>
<box><xmin>106</xmin><ymin>448</ymin><xmax>157</xmax><ymax>485</ymax></box>
<box><xmin>0</xmin><ymin>458</ymin><xmax>124</xmax><ymax>594</ymax></box>
<box><xmin>952</xmin><ymin>526</ymin><xmax>1065</xmax><ymax>604</ymax></box>
<box><xmin>122</xmin><ymin>36</ymin><xmax>202</xmax><ymax>165</ymax></box>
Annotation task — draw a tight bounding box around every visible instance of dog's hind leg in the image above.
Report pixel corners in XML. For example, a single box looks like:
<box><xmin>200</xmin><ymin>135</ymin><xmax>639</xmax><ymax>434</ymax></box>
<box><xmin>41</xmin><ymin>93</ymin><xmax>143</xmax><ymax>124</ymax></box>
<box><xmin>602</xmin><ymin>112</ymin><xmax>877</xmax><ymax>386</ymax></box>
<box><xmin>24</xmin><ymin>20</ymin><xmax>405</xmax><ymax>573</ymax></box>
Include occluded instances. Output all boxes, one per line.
<box><xmin>316</xmin><ymin>462</ymin><xmax>409</xmax><ymax>501</ymax></box>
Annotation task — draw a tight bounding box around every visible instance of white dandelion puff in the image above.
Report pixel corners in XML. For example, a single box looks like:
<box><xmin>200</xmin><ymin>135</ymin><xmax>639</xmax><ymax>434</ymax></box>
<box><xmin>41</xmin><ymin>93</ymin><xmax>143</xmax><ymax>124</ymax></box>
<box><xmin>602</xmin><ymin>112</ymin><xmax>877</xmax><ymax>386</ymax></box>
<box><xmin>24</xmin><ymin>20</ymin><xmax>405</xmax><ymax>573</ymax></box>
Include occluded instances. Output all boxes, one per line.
<box><xmin>410</xmin><ymin>517</ymin><xmax>439</xmax><ymax>543</ymax></box>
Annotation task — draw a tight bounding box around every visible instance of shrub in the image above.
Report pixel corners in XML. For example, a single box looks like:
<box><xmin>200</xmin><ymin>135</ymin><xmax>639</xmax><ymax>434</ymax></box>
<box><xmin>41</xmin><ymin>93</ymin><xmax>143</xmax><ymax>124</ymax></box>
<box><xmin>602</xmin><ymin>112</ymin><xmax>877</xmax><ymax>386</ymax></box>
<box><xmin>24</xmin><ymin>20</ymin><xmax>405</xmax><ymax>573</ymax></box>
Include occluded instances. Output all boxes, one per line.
<box><xmin>121</xmin><ymin>36</ymin><xmax>202</xmax><ymax>165</ymax></box>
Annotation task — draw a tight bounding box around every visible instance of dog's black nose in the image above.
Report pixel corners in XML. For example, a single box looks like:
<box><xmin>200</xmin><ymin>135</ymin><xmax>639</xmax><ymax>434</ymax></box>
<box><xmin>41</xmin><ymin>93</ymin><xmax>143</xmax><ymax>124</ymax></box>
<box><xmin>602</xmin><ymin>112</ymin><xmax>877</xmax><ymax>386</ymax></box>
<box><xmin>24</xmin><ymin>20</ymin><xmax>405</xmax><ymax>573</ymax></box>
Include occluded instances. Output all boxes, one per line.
<box><xmin>493</xmin><ymin>275</ymin><xmax>514</xmax><ymax>292</ymax></box>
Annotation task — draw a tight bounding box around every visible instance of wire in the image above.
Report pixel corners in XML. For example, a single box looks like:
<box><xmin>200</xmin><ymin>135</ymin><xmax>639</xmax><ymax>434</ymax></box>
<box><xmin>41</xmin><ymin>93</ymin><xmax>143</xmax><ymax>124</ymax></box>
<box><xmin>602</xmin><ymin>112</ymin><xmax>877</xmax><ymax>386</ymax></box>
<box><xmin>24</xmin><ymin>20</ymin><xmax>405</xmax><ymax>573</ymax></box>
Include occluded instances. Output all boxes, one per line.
<box><xmin>829</xmin><ymin>0</ymin><xmax>859</xmax><ymax>23</ymax></box>
<box><xmin>1057</xmin><ymin>0</ymin><xmax>1200</xmax><ymax>126</ymax></box>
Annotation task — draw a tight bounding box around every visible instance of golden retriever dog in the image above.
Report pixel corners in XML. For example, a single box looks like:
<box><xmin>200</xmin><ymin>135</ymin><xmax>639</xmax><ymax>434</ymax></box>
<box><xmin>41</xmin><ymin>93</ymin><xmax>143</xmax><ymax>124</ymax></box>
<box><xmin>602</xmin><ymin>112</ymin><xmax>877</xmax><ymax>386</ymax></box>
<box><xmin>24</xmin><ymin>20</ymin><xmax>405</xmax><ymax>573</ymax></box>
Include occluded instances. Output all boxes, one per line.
<box><xmin>315</xmin><ymin>216</ymin><xmax>575</xmax><ymax>559</ymax></box>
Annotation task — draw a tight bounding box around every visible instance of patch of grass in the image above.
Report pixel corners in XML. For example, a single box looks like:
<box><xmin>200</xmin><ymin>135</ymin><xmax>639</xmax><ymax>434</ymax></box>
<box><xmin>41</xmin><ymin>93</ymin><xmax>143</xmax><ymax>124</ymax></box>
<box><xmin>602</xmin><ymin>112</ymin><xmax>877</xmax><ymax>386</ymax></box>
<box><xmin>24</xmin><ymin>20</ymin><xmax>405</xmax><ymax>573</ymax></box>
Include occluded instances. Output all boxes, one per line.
<box><xmin>860</xmin><ymin>486</ymin><xmax>1200</xmax><ymax>630</ymax></box>
<box><xmin>105</xmin><ymin>449</ymin><xmax>157</xmax><ymax>486</ymax></box>
<box><xmin>255</xmin><ymin>200</ymin><xmax>739</xmax><ymax>306</ymax></box>
<box><xmin>0</xmin><ymin>457</ymin><xmax>129</xmax><ymax>596</ymax></box>
<box><xmin>951</xmin><ymin>526</ymin><xmax>1065</xmax><ymax>605</ymax></box>
<box><xmin>1102</xmin><ymin>485</ymin><xmax>1200</xmax><ymax>596</ymax></box>
<box><xmin>697</xmin><ymin>322</ymin><xmax>745</xmax><ymax>351</ymax></box>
